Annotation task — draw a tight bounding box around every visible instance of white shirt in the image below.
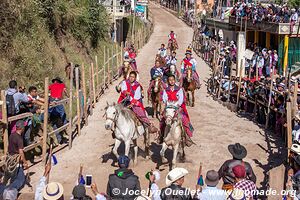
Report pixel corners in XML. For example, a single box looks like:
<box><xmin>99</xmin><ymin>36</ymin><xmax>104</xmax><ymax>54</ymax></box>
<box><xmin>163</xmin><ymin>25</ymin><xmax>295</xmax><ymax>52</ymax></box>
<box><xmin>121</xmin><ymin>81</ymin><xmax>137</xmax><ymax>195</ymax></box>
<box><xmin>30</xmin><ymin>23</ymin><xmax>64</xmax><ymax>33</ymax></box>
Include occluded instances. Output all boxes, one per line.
<box><xmin>120</xmin><ymin>81</ymin><xmax>142</xmax><ymax>101</ymax></box>
<box><xmin>196</xmin><ymin>186</ymin><xmax>227</xmax><ymax>200</ymax></box>
<box><xmin>158</xmin><ymin>48</ymin><xmax>167</xmax><ymax>57</ymax></box>
<box><xmin>162</xmin><ymin>87</ymin><xmax>184</xmax><ymax>106</ymax></box>
<box><xmin>166</xmin><ymin>56</ymin><xmax>177</xmax><ymax>66</ymax></box>
<box><xmin>151</xmin><ymin>183</ymin><xmax>161</xmax><ymax>200</ymax></box>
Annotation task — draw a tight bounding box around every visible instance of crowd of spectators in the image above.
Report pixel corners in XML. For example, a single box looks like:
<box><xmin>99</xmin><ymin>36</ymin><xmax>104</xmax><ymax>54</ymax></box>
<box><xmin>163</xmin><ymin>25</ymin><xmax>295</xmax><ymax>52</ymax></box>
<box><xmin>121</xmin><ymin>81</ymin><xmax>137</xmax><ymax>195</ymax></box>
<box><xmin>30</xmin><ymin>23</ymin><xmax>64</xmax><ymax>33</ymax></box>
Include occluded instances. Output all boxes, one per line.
<box><xmin>230</xmin><ymin>2</ymin><xmax>299</xmax><ymax>27</ymax></box>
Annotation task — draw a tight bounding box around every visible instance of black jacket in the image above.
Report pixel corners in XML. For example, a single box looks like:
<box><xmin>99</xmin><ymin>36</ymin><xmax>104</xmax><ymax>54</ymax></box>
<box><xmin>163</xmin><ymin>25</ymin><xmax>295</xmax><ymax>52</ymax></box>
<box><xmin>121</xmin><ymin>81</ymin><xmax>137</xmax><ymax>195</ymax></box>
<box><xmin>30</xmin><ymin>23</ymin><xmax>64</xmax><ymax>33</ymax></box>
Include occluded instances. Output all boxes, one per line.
<box><xmin>160</xmin><ymin>184</ymin><xmax>192</xmax><ymax>200</ymax></box>
<box><xmin>218</xmin><ymin>159</ymin><xmax>257</xmax><ymax>185</ymax></box>
<box><xmin>106</xmin><ymin>168</ymin><xmax>140</xmax><ymax>200</ymax></box>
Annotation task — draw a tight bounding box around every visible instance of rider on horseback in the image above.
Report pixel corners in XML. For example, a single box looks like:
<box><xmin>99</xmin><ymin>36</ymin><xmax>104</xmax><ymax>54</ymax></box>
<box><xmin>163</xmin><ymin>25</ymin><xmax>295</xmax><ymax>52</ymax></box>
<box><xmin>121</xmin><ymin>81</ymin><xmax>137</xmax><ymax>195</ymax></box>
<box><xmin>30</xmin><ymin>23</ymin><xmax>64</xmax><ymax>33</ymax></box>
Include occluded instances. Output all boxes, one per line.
<box><xmin>129</xmin><ymin>48</ymin><xmax>138</xmax><ymax>71</ymax></box>
<box><xmin>158</xmin><ymin>44</ymin><xmax>167</xmax><ymax>58</ymax></box>
<box><xmin>147</xmin><ymin>60</ymin><xmax>166</xmax><ymax>99</ymax></box>
<box><xmin>117</xmin><ymin>71</ymin><xmax>156</xmax><ymax>133</ymax></box>
<box><xmin>168</xmin><ymin>31</ymin><xmax>178</xmax><ymax>50</ymax></box>
<box><xmin>180</xmin><ymin>48</ymin><xmax>201</xmax><ymax>89</ymax></box>
<box><xmin>166</xmin><ymin>51</ymin><xmax>177</xmax><ymax>66</ymax></box>
<box><xmin>159</xmin><ymin>74</ymin><xmax>194</xmax><ymax>144</ymax></box>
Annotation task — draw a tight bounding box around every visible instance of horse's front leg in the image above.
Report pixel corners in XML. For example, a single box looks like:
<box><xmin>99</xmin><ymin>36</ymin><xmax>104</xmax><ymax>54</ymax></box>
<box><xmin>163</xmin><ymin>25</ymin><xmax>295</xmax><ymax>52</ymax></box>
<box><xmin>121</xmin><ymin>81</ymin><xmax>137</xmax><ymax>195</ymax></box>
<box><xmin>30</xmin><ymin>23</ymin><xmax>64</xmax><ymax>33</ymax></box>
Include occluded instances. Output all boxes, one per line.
<box><xmin>124</xmin><ymin>140</ymin><xmax>131</xmax><ymax>159</ymax></box>
<box><xmin>144</xmin><ymin>128</ymin><xmax>150</xmax><ymax>159</ymax></box>
<box><xmin>192</xmin><ymin>90</ymin><xmax>195</xmax><ymax>107</ymax></box>
<box><xmin>112</xmin><ymin>139</ymin><xmax>121</xmax><ymax>160</ymax></box>
<box><xmin>133</xmin><ymin>139</ymin><xmax>138</xmax><ymax>166</ymax></box>
<box><xmin>160</xmin><ymin>142</ymin><xmax>168</xmax><ymax>164</ymax></box>
<box><xmin>172</xmin><ymin>143</ymin><xmax>179</xmax><ymax>169</ymax></box>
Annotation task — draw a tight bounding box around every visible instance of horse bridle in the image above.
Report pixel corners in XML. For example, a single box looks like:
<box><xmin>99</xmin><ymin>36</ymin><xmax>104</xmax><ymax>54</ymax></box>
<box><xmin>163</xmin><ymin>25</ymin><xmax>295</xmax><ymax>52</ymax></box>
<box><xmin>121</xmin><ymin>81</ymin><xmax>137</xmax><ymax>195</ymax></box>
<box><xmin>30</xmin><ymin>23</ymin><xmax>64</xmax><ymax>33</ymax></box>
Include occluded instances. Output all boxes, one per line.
<box><xmin>103</xmin><ymin>108</ymin><xmax>119</xmax><ymax>130</ymax></box>
<box><xmin>165</xmin><ymin>105</ymin><xmax>179</xmax><ymax>122</ymax></box>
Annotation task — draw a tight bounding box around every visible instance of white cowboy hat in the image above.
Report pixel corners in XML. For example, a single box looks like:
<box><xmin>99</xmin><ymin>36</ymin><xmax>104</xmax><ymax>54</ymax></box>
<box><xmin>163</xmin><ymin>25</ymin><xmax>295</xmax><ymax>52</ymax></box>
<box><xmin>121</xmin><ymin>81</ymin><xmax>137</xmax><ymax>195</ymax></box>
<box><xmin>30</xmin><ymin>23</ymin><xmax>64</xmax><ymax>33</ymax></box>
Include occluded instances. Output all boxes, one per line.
<box><xmin>43</xmin><ymin>182</ymin><xmax>64</xmax><ymax>200</ymax></box>
<box><xmin>290</xmin><ymin>144</ymin><xmax>300</xmax><ymax>155</ymax></box>
<box><xmin>166</xmin><ymin>168</ymin><xmax>188</xmax><ymax>186</ymax></box>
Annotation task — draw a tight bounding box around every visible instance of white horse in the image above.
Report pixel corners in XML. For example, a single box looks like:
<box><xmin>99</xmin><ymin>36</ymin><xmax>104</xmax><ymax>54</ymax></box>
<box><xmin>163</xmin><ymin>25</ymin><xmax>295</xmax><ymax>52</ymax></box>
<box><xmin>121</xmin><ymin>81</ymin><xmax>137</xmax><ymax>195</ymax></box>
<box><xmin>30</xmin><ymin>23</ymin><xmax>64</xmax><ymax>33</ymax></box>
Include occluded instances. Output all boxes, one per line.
<box><xmin>160</xmin><ymin>101</ymin><xmax>184</xmax><ymax>169</ymax></box>
<box><xmin>104</xmin><ymin>102</ymin><xmax>149</xmax><ymax>165</ymax></box>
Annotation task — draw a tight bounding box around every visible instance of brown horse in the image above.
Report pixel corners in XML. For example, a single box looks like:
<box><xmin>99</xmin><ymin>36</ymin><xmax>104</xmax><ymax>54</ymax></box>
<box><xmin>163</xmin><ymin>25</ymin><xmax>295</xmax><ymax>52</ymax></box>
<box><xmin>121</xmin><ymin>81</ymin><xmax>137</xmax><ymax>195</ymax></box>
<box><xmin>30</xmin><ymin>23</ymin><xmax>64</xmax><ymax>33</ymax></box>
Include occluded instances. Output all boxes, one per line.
<box><xmin>122</xmin><ymin>61</ymin><xmax>132</xmax><ymax>80</ymax></box>
<box><xmin>149</xmin><ymin>77</ymin><xmax>163</xmax><ymax>119</ymax></box>
<box><xmin>155</xmin><ymin>54</ymin><xmax>166</xmax><ymax>67</ymax></box>
<box><xmin>168</xmin><ymin>40</ymin><xmax>178</xmax><ymax>54</ymax></box>
<box><xmin>182</xmin><ymin>67</ymin><xmax>196</xmax><ymax>107</ymax></box>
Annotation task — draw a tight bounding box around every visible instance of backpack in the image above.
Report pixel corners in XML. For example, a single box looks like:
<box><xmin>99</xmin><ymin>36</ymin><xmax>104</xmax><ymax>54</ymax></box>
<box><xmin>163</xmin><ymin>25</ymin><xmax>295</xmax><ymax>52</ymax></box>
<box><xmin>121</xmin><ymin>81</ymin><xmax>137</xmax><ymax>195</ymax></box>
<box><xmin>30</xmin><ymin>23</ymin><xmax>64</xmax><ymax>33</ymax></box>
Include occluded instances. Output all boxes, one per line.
<box><xmin>6</xmin><ymin>94</ymin><xmax>16</xmax><ymax>117</ymax></box>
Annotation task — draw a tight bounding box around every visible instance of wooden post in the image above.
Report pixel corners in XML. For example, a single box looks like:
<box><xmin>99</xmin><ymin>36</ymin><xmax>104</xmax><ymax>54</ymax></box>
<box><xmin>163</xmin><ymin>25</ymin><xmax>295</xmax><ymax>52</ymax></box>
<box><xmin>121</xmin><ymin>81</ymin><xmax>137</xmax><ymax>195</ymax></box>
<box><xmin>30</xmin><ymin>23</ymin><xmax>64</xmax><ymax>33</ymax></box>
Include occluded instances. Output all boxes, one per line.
<box><xmin>107</xmin><ymin>48</ymin><xmax>110</xmax><ymax>83</ymax></box>
<box><xmin>95</xmin><ymin>56</ymin><xmax>99</xmax><ymax>93</ymax></box>
<box><xmin>91</xmin><ymin>63</ymin><xmax>96</xmax><ymax>105</ymax></box>
<box><xmin>75</xmin><ymin>67</ymin><xmax>81</xmax><ymax>136</ymax></box>
<box><xmin>68</xmin><ymin>64</ymin><xmax>74</xmax><ymax>149</ymax></box>
<box><xmin>265</xmin><ymin>65</ymin><xmax>276</xmax><ymax>129</ymax></box>
<box><xmin>110</xmin><ymin>47</ymin><xmax>113</xmax><ymax>83</ymax></box>
<box><xmin>42</xmin><ymin>78</ymin><xmax>49</xmax><ymax>160</ymax></box>
<box><xmin>103</xmin><ymin>46</ymin><xmax>106</xmax><ymax>87</ymax></box>
<box><xmin>236</xmin><ymin>59</ymin><xmax>243</xmax><ymax>109</ymax></box>
<box><xmin>89</xmin><ymin>64</ymin><xmax>94</xmax><ymax>115</ymax></box>
<box><xmin>116</xmin><ymin>43</ymin><xmax>119</xmax><ymax>74</ymax></box>
<box><xmin>287</xmin><ymin>102</ymin><xmax>292</xmax><ymax>157</ymax></box>
<box><xmin>1</xmin><ymin>91</ymin><xmax>8</xmax><ymax>155</ymax></box>
<box><xmin>294</xmin><ymin>81</ymin><xmax>298</xmax><ymax>117</ymax></box>
<box><xmin>81</xmin><ymin>63</ymin><xmax>88</xmax><ymax>126</ymax></box>
<box><xmin>217</xmin><ymin>63</ymin><xmax>224</xmax><ymax>99</ymax></box>
<box><xmin>255</xmin><ymin>58</ymin><xmax>259</xmax><ymax>81</ymax></box>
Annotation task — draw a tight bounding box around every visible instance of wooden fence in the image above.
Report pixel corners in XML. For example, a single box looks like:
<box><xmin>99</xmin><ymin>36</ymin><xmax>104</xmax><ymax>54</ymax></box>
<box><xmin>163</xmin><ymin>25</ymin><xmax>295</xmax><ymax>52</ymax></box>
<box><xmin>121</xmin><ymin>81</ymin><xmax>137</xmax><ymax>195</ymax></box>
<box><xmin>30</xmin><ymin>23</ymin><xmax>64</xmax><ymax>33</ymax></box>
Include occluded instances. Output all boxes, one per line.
<box><xmin>0</xmin><ymin>24</ymin><xmax>152</xmax><ymax>167</ymax></box>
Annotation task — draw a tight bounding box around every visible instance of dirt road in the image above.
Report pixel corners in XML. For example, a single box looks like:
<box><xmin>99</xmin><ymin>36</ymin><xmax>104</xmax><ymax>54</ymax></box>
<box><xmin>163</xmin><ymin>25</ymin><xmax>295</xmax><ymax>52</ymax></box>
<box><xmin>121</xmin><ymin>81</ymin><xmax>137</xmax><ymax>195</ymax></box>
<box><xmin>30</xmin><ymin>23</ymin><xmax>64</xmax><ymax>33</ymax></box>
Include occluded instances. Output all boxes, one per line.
<box><xmin>24</xmin><ymin>3</ymin><xmax>283</xmax><ymax>198</ymax></box>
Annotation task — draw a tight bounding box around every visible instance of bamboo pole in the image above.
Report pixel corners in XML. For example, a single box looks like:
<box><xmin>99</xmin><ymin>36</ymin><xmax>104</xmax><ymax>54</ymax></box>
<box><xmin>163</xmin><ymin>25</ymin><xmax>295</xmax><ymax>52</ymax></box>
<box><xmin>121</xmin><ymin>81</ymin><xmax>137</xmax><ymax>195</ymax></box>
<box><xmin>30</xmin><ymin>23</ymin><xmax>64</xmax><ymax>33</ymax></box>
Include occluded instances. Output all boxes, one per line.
<box><xmin>116</xmin><ymin>43</ymin><xmax>119</xmax><ymax>73</ymax></box>
<box><xmin>236</xmin><ymin>59</ymin><xmax>243</xmax><ymax>109</ymax></box>
<box><xmin>95</xmin><ymin>56</ymin><xmax>99</xmax><ymax>93</ymax></box>
<box><xmin>294</xmin><ymin>82</ymin><xmax>298</xmax><ymax>117</ymax></box>
<box><xmin>1</xmin><ymin>90</ymin><xmax>8</xmax><ymax>155</ymax></box>
<box><xmin>103</xmin><ymin>46</ymin><xmax>106</xmax><ymax>87</ymax></box>
<box><xmin>75</xmin><ymin>67</ymin><xmax>81</xmax><ymax>136</ymax></box>
<box><xmin>107</xmin><ymin>48</ymin><xmax>110</xmax><ymax>83</ymax></box>
<box><xmin>265</xmin><ymin>65</ymin><xmax>276</xmax><ymax>129</ymax></box>
<box><xmin>42</xmin><ymin>78</ymin><xmax>49</xmax><ymax>160</ymax></box>
<box><xmin>81</xmin><ymin>63</ymin><xmax>88</xmax><ymax>126</ymax></box>
<box><xmin>217</xmin><ymin>63</ymin><xmax>224</xmax><ymax>99</ymax></box>
<box><xmin>68</xmin><ymin>64</ymin><xmax>74</xmax><ymax>149</ymax></box>
<box><xmin>287</xmin><ymin>102</ymin><xmax>292</xmax><ymax>158</ymax></box>
<box><xmin>91</xmin><ymin>63</ymin><xmax>96</xmax><ymax>105</ymax></box>
<box><xmin>89</xmin><ymin>64</ymin><xmax>94</xmax><ymax>115</ymax></box>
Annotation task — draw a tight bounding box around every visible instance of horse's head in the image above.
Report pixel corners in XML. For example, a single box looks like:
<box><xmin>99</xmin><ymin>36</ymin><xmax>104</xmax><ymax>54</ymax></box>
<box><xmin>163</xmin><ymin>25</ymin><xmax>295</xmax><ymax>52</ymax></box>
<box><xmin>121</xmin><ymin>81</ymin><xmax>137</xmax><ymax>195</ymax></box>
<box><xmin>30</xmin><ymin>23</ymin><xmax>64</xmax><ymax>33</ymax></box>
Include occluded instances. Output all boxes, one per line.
<box><xmin>165</xmin><ymin>101</ymin><xmax>179</xmax><ymax>126</ymax></box>
<box><xmin>186</xmin><ymin>67</ymin><xmax>192</xmax><ymax>82</ymax></box>
<box><xmin>104</xmin><ymin>102</ymin><xmax>119</xmax><ymax>130</ymax></box>
<box><xmin>124</xmin><ymin>61</ymin><xmax>130</xmax><ymax>70</ymax></box>
<box><xmin>170</xmin><ymin>65</ymin><xmax>176</xmax><ymax>75</ymax></box>
<box><xmin>154</xmin><ymin>77</ymin><xmax>161</xmax><ymax>93</ymax></box>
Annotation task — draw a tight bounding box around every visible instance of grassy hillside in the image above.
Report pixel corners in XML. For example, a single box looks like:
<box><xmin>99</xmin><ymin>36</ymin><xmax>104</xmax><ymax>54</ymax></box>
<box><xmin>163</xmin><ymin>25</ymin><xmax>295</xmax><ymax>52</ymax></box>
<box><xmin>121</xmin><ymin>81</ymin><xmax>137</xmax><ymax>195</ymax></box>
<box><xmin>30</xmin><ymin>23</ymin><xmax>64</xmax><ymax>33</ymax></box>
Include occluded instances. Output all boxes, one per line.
<box><xmin>0</xmin><ymin>0</ymin><xmax>110</xmax><ymax>89</ymax></box>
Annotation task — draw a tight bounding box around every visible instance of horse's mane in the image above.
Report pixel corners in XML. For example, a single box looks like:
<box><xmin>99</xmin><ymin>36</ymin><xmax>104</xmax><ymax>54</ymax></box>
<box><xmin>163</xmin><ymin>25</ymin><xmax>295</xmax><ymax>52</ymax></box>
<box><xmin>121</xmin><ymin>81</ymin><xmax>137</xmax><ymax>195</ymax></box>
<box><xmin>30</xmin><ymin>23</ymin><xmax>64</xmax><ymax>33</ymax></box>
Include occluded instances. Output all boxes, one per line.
<box><xmin>115</xmin><ymin>104</ymin><xmax>136</xmax><ymax>122</ymax></box>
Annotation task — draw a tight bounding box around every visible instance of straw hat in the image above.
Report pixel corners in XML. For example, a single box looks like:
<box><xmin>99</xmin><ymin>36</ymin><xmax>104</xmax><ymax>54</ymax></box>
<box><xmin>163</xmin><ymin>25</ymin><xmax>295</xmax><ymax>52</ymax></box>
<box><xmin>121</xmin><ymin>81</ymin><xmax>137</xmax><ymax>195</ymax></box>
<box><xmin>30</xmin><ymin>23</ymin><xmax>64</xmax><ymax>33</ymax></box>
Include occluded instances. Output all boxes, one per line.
<box><xmin>227</xmin><ymin>188</ymin><xmax>246</xmax><ymax>200</ymax></box>
<box><xmin>135</xmin><ymin>195</ymin><xmax>151</xmax><ymax>200</ymax></box>
<box><xmin>166</xmin><ymin>168</ymin><xmax>188</xmax><ymax>186</ymax></box>
<box><xmin>43</xmin><ymin>182</ymin><xmax>64</xmax><ymax>200</ymax></box>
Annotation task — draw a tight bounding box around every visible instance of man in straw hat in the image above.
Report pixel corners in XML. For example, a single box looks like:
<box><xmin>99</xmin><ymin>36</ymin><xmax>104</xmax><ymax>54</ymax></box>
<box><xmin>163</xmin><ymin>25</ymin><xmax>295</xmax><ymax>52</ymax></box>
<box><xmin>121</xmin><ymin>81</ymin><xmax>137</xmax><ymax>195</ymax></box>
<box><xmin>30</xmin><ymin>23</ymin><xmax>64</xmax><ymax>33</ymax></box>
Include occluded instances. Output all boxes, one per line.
<box><xmin>218</xmin><ymin>143</ymin><xmax>256</xmax><ymax>191</ymax></box>
<box><xmin>180</xmin><ymin>48</ymin><xmax>201</xmax><ymax>89</ymax></box>
<box><xmin>195</xmin><ymin>170</ymin><xmax>226</xmax><ymax>200</ymax></box>
<box><xmin>160</xmin><ymin>167</ymin><xmax>191</xmax><ymax>200</ymax></box>
<box><xmin>43</xmin><ymin>182</ymin><xmax>64</xmax><ymax>200</ymax></box>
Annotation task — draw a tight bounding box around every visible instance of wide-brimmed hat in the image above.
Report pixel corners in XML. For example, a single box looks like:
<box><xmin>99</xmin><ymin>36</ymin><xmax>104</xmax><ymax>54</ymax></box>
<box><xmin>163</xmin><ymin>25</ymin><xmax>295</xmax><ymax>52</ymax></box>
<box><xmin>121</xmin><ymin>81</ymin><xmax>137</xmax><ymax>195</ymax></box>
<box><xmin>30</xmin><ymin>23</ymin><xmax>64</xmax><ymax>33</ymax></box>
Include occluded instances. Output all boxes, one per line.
<box><xmin>43</xmin><ymin>182</ymin><xmax>64</xmax><ymax>200</ymax></box>
<box><xmin>185</xmin><ymin>51</ymin><xmax>192</xmax><ymax>55</ymax></box>
<box><xmin>289</xmin><ymin>144</ymin><xmax>300</xmax><ymax>155</ymax></box>
<box><xmin>205</xmin><ymin>170</ymin><xmax>219</xmax><ymax>186</ymax></box>
<box><xmin>228</xmin><ymin>143</ymin><xmax>247</xmax><ymax>160</ymax></box>
<box><xmin>52</xmin><ymin>77</ymin><xmax>63</xmax><ymax>83</ymax></box>
<box><xmin>166</xmin><ymin>167</ymin><xmax>188</xmax><ymax>186</ymax></box>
